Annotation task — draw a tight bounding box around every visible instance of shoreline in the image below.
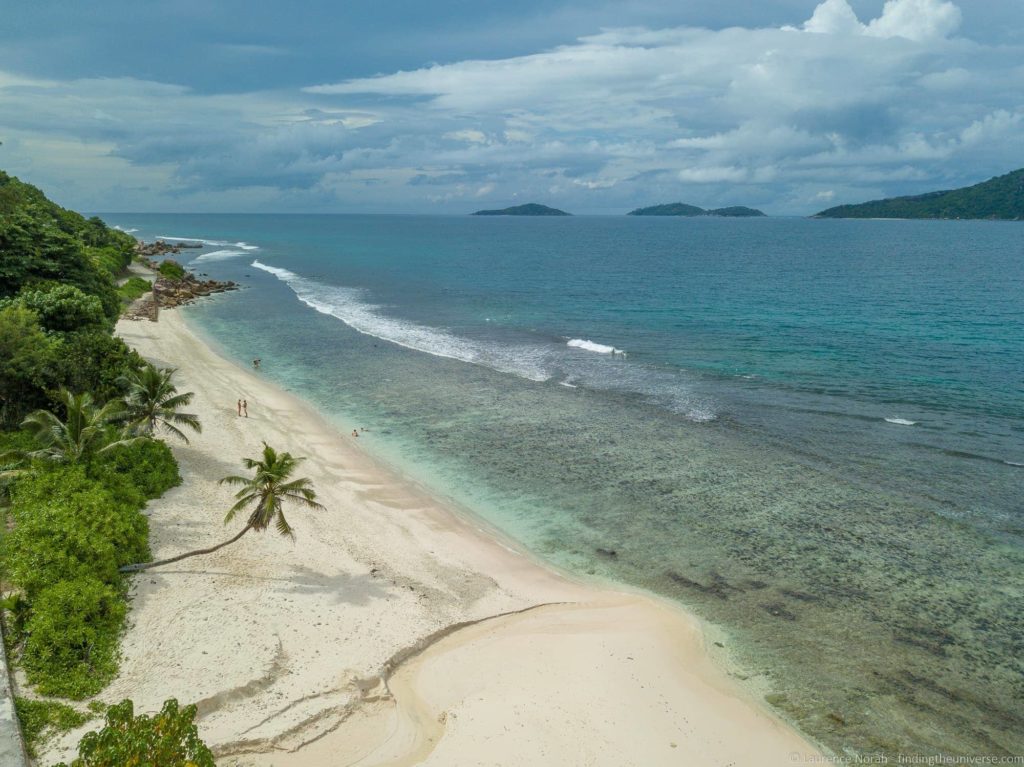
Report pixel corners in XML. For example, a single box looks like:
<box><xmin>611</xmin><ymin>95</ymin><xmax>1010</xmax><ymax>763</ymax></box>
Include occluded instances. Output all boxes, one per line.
<box><xmin>44</xmin><ymin>307</ymin><xmax>822</xmax><ymax>766</ymax></box>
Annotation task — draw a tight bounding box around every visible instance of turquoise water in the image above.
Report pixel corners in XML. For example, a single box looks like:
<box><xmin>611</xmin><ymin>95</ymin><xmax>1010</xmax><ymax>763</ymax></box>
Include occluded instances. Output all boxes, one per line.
<box><xmin>108</xmin><ymin>214</ymin><xmax>1023</xmax><ymax>757</ymax></box>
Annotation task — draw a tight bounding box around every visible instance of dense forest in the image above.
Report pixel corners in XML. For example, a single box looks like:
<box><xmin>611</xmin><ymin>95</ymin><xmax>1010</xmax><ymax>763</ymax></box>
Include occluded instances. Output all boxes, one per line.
<box><xmin>471</xmin><ymin>203</ymin><xmax>571</xmax><ymax>215</ymax></box>
<box><xmin>627</xmin><ymin>203</ymin><xmax>765</xmax><ymax>216</ymax></box>
<box><xmin>0</xmin><ymin>171</ymin><xmax>214</xmax><ymax>765</ymax></box>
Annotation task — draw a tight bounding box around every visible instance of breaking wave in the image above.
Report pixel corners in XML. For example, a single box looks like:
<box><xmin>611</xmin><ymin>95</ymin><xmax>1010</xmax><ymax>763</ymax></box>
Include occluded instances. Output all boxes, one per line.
<box><xmin>250</xmin><ymin>259</ymin><xmax>717</xmax><ymax>423</ymax></box>
<box><xmin>251</xmin><ymin>261</ymin><xmax>551</xmax><ymax>382</ymax></box>
<box><xmin>192</xmin><ymin>249</ymin><xmax>248</xmax><ymax>263</ymax></box>
<box><xmin>567</xmin><ymin>338</ymin><xmax>624</xmax><ymax>354</ymax></box>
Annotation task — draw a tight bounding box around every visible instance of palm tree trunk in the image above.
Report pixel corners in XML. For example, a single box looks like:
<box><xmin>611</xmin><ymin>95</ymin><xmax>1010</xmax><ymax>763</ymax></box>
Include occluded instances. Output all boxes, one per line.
<box><xmin>119</xmin><ymin>524</ymin><xmax>253</xmax><ymax>573</ymax></box>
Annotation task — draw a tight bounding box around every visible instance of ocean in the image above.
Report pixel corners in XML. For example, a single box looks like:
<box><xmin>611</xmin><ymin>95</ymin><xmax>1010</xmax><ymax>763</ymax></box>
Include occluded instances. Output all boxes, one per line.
<box><xmin>106</xmin><ymin>213</ymin><xmax>1024</xmax><ymax>757</ymax></box>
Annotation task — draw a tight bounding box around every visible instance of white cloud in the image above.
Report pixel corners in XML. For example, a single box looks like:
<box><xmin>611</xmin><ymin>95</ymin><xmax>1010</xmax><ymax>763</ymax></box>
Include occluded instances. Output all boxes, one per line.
<box><xmin>678</xmin><ymin>166</ymin><xmax>747</xmax><ymax>183</ymax></box>
<box><xmin>866</xmin><ymin>0</ymin><xmax>962</xmax><ymax>42</ymax></box>
<box><xmin>801</xmin><ymin>0</ymin><xmax>961</xmax><ymax>41</ymax></box>
<box><xmin>0</xmin><ymin>0</ymin><xmax>1020</xmax><ymax>214</ymax></box>
<box><xmin>802</xmin><ymin>0</ymin><xmax>865</xmax><ymax>36</ymax></box>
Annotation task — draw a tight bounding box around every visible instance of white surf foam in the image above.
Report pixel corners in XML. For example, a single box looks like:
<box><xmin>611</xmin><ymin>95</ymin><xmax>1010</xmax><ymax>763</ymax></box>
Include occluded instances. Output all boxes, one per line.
<box><xmin>192</xmin><ymin>249</ymin><xmax>248</xmax><ymax>263</ymax></box>
<box><xmin>567</xmin><ymin>338</ymin><xmax>623</xmax><ymax>355</ymax></box>
<box><xmin>252</xmin><ymin>260</ymin><xmax>551</xmax><ymax>382</ymax></box>
<box><xmin>1004</xmin><ymin>461</ymin><xmax>1024</xmax><ymax>467</ymax></box>
<box><xmin>884</xmin><ymin>417</ymin><xmax>917</xmax><ymax>426</ymax></box>
<box><xmin>113</xmin><ymin>225</ymin><xmax>138</xmax><ymax>233</ymax></box>
<box><xmin>158</xmin><ymin>235</ymin><xmax>259</xmax><ymax>251</ymax></box>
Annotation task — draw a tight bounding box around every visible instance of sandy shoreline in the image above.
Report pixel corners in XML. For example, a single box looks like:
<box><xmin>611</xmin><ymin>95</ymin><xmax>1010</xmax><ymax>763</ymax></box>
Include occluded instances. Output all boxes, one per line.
<box><xmin>43</xmin><ymin>308</ymin><xmax>821</xmax><ymax>766</ymax></box>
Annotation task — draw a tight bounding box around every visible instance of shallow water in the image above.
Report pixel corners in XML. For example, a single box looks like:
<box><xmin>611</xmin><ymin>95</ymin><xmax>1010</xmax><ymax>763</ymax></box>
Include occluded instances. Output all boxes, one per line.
<box><xmin>111</xmin><ymin>214</ymin><xmax>1023</xmax><ymax>756</ymax></box>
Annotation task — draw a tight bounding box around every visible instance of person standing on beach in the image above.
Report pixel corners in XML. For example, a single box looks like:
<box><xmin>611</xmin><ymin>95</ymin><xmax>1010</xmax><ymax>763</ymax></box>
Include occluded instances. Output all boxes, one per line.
<box><xmin>237</xmin><ymin>399</ymin><xmax>242</xmax><ymax>416</ymax></box>
<box><xmin>243</xmin><ymin>399</ymin><xmax>248</xmax><ymax>417</ymax></box>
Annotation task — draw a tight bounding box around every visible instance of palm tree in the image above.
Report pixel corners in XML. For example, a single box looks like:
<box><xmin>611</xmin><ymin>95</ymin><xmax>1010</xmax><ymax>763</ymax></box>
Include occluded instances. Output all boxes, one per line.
<box><xmin>120</xmin><ymin>443</ymin><xmax>323</xmax><ymax>572</ymax></box>
<box><xmin>118</xmin><ymin>364</ymin><xmax>200</xmax><ymax>443</ymax></box>
<box><xmin>21</xmin><ymin>389</ymin><xmax>140</xmax><ymax>464</ymax></box>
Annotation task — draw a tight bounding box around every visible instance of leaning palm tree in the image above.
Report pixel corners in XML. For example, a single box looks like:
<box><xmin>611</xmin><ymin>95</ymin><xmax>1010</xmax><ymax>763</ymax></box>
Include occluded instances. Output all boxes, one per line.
<box><xmin>21</xmin><ymin>389</ymin><xmax>140</xmax><ymax>464</ymax></box>
<box><xmin>120</xmin><ymin>442</ymin><xmax>323</xmax><ymax>572</ymax></box>
<box><xmin>118</xmin><ymin>364</ymin><xmax>201</xmax><ymax>443</ymax></box>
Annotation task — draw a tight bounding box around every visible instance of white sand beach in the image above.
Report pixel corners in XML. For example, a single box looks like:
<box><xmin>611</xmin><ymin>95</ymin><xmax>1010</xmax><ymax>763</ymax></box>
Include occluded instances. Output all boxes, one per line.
<box><xmin>43</xmin><ymin>308</ymin><xmax>822</xmax><ymax>766</ymax></box>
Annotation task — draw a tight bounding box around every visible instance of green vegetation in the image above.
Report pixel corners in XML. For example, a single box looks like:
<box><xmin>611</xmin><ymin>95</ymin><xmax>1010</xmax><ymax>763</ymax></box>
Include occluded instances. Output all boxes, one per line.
<box><xmin>0</xmin><ymin>171</ymin><xmax>135</xmax><ymax>320</ymax></box>
<box><xmin>0</xmin><ymin>294</ymin><xmax>145</xmax><ymax>416</ymax></box>
<box><xmin>90</xmin><ymin>437</ymin><xmax>181</xmax><ymax>501</ymax></box>
<box><xmin>627</xmin><ymin>202</ymin><xmax>766</xmax><ymax>216</ymax></box>
<box><xmin>0</xmin><ymin>170</ymin><xmax>212</xmax><ymax>761</ymax></box>
<box><xmin>119</xmin><ymin>365</ymin><xmax>201</xmax><ymax>443</ymax></box>
<box><xmin>117</xmin><ymin>276</ymin><xmax>152</xmax><ymax>304</ymax></box>
<box><xmin>4</xmin><ymin>284</ymin><xmax>110</xmax><ymax>334</ymax></box>
<box><xmin>627</xmin><ymin>202</ymin><xmax>705</xmax><ymax>216</ymax></box>
<box><xmin>815</xmin><ymin>167</ymin><xmax>1024</xmax><ymax>220</ymax></box>
<box><xmin>123</xmin><ymin>442</ymin><xmax>323</xmax><ymax>572</ymax></box>
<box><xmin>22</xmin><ymin>578</ymin><xmax>126</xmax><ymax>697</ymax></box>
<box><xmin>2</xmin><ymin>458</ymin><xmax>170</xmax><ymax>696</ymax></box>
<box><xmin>708</xmin><ymin>206</ymin><xmax>766</xmax><ymax>217</ymax></box>
<box><xmin>157</xmin><ymin>259</ymin><xmax>186</xmax><ymax>280</ymax></box>
<box><xmin>54</xmin><ymin>698</ymin><xmax>215</xmax><ymax>767</ymax></box>
<box><xmin>14</xmin><ymin>697</ymin><xmax>92</xmax><ymax>758</ymax></box>
<box><xmin>0</xmin><ymin>171</ymin><xmax>192</xmax><ymax>711</ymax></box>
<box><xmin>472</xmin><ymin>203</ymin><xmax>571</xmax><ymax>216</ymax></box>
<box><xmin>20</xmin><ymin>389</ymin><xmax>139</xmax><ymax>465</ymax></box>
<box><xmin>0</xmin><ymin>305</ymin><xmax>61</xmax><ymax>422</ymax></box>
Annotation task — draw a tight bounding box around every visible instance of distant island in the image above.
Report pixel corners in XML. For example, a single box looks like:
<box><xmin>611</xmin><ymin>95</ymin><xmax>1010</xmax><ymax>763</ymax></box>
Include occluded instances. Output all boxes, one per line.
<box><xmin>628</xmin><ymin>203</ymin><xmax>765</xmax><ymax>217</ymax></box>
<box><xmin>815</xmin><ymin>168</ymin><xmax>1024</xmax><ymax>220</ymax></box>
<box><xmin>472</xmin><ymin>203</ymin><xmax>571</xmax><ymax>216</ymax></box>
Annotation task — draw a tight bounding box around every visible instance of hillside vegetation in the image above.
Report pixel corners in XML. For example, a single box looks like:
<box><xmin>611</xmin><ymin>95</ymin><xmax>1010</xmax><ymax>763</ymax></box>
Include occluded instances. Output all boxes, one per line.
<box><xmin>815</xmin><ymin>168</ymin><xmax>1024</xmax><ymax>220</ymax></box>
<box><xmin>628</xmin><ymin>202</ymin><xmax>765</xmax><ymax>217</ymax></box>
<box><xmin>0</xmin><ymin>170</ymin><xmax>210</xmax><ymax>762</ymax></box>
<box><xmin>472</xmin><ymin>203</ymin><xmax>571</xmax><ymax>216</ymax></box>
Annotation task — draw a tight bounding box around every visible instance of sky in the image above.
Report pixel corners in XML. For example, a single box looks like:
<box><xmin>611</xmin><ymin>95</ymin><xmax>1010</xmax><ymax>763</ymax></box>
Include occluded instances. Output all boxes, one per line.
<box><xmin>0</xmin><ymin>0</ymin><xmax>1021</xmax><ymax>214</ymax></box>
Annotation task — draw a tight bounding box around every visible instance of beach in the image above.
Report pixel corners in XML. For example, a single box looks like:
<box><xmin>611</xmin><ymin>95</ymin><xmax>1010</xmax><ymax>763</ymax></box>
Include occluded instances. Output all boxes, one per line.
<box><xmin>40</xmin><ymin>308</ymin><xmax>820</xmax><ymax>766</ymax></box>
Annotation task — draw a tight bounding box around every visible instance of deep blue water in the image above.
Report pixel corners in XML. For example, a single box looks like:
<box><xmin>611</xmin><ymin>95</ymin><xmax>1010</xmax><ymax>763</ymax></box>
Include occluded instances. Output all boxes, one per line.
<box><xmin>107</xmin><ymin>213</ymin><xmax>1024</xmax><ymax>756</ymax></box>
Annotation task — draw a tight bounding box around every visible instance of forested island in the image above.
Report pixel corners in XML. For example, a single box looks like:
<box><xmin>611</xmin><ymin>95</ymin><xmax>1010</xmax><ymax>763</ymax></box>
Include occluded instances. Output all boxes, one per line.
<box><xmin>472</xmin><ymin>203</ymin><xmax>571</xmax><ymax>216</ymax></box>
<box><xmin>628</xmin><ymin>203</ymin><xmax>765</xmax><ymax>217</ymax></box>
<box><xmin>815</xmin><ymin>168</ymin><xmax>1024</xmax><ymax>220</ymax></box>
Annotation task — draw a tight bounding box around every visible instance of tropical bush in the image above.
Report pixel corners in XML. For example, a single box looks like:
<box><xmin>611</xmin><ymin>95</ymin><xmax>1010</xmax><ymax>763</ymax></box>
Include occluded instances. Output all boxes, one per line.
<box><xmin>21</xmin><ymin>577</ymin><xmax>126</xmax><ymax>697</ymax></box>
<box><xmin>3</xmin><ymin>284</ymin><xmax>110</xmax><ymax>334</ymax></box>
<box><xmin>55</xmin><ymin>699</ymin><xmax>215</xmax><ymax>767</ymax></box>
<box><xmin>91</xmin><ymin>437</ymin><xmax>181</xmax><ymax>501</ymax></box>
<box><xmin>2</xmin><ymin>463</ymin><xmax>153</xmax><ymax>696</ymax></box>
<box><xmin>157</xmin><ymin>259</ymin><xmax>186</xmax><ymax>280</ymax></box>
<box><xmin>0</xmin><ymin>171</ymin><xmax>194</xmax><ymax>708</ymax></box>
<box><xmin>52</xmin><ymin>331</ymin><xmax>143</xmax><ymax>406</ymax></box>
<box><xmin>14</xmin><ymin>697</ymin><xmax>92</xmax><ymax>758</ymax></box>
<box><xmin>4</xmin><ymin>466</ymin><xmax>149</xmax><ymax>598</ymax></box>
<box><xmin>0</xmin><ymin>305</ymin><xmax>61</xmax><ymax>420</ymax></box>
<box><xmin>117</xmin><ymin>276</ymin><xmax>152</xmax><ymax>304</ymax></box>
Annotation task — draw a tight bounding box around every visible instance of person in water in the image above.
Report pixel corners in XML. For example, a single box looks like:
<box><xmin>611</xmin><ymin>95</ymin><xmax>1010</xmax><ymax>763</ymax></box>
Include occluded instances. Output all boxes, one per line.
<box><xmin>352</xmin><ymin>429</ymin><xmax>359</xmax><ymax>438</ymax></box>
<box><xmin>252</xmin><ymin>358</ymin><xmax>261</xmax><ymax>369</ymax></box>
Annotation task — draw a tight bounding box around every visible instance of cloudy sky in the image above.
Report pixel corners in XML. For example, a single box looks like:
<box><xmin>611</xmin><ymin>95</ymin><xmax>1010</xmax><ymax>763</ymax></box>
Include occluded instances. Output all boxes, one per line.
<box><xmin>1</xmin><ymin>0</ymin><xmax>1021</xmax><ymax>214</ymax></box>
